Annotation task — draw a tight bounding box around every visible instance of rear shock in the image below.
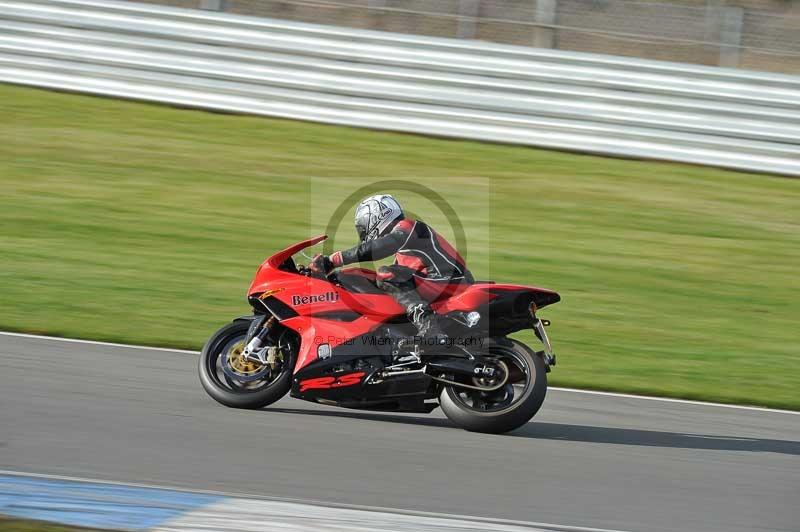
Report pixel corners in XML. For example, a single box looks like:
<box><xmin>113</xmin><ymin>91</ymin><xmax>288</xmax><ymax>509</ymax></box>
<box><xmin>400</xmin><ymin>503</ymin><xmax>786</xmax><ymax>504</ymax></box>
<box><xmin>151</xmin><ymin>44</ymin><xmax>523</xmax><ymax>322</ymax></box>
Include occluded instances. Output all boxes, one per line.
<box><xmin>530</xmin><ymin>303</ymin><xmax>555</xmax><ymax>367</ymax></box>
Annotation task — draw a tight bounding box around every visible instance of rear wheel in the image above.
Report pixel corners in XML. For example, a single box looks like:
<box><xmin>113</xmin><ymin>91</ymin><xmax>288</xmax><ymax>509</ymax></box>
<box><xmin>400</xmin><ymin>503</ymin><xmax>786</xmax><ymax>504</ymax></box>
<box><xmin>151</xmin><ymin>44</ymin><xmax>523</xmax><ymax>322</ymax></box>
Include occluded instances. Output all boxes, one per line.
<box><xmin>439</xmin><ymin>338</ymin><xmax>547</xmax><ymax>434</ymax></box>
<box><xmin>198</xmin><ymin>319</ymin><xmax>295</xmax><ymax>409</ymax></box>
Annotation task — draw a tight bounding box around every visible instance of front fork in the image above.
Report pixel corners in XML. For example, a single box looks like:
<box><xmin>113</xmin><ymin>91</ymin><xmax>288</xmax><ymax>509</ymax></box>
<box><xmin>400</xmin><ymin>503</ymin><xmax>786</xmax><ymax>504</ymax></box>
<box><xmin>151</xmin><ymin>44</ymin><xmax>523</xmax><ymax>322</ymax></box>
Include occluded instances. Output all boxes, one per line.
<box><xmin>531</xmin><ymin>311</ymin><xmax>556</xmax><ymax>367</ymax></box>
<box><xmin>242</xmin><ymin>315</ymin><xmax>276</xmax><ymax>364</ymax></box>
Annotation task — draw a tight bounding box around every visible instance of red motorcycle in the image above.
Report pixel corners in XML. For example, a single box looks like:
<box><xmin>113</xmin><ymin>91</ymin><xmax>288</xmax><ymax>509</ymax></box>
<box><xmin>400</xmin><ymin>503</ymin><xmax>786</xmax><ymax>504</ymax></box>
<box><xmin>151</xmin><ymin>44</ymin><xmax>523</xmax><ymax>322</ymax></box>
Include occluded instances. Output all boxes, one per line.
<box><xmin>199</xmin><ymin>235</ymin><xmax>560</xmax><ymax>434</ymax></box>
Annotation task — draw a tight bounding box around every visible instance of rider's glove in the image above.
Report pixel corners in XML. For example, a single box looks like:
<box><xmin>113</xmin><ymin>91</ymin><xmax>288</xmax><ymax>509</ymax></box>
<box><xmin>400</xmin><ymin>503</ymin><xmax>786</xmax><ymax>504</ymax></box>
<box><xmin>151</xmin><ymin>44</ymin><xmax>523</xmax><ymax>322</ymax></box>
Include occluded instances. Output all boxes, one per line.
<box><xmin>310</xmin><ymin>254</ymin><xmax>334</xmax><ymax>276</ymax></box>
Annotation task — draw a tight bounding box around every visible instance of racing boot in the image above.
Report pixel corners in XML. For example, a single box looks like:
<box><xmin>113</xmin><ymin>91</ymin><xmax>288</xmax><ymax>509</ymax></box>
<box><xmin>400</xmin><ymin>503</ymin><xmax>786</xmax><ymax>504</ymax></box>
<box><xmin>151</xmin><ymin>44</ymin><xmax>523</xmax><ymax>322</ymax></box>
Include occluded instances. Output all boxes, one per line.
<box><xmin>387</xmin><ymin>287</ymin><xmax>448</xmax><ymax>362</ymax></box>
<box><xmin>393</xmin><ymin>303</ymin><xmax>448</xmax><ymax>364</ymax></box>
<box><xmin>407</xmin><ymin>303</ymin><xmax>448</xmax><ymax>349</ymax></box>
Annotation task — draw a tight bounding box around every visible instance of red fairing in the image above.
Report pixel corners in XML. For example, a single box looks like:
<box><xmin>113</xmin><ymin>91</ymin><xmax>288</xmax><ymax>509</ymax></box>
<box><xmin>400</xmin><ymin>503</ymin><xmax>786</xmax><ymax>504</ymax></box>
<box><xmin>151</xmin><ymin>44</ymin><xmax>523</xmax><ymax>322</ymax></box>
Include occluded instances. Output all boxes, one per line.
<box><xmin>246</xmin><ymin>236</ymin><xmax>559</xmax><ymax>374</ymax></box>
<box><xmin>430</xmin><ymin>284</ymin><xmax>496</xmax><ymax>313</ymax></box>
<box><xmin>268</xmin><ymin>235</ymin><xmax>327</xmax><ymax>268</ymax></box>
<box><xmin>247</xmin><ymin>237</ymin><xmax>406</xmax><ymax>371</ymax></box>
<box><xmin>257</xmin><ymin>275</ymin><xmax>404</xmax><ymax>372</ymax></box>
<box><xmin>431</xmin><ymin>283</ymin><xmax>559</xmax><ymax>313</ymax></box>
<box><xmin>299</xmin><ymin>372</ymin><xmax>365</xmax><ymax>393</ymax></box>
<box><xmin>283</xmin><ymin>311</ymin><xmax>397</xmax><ymax>372</ymax></box>
<box><xmin>248</xmin><ymin>235</ymin><xmax>327</xmax><ymax>297</ymax></box>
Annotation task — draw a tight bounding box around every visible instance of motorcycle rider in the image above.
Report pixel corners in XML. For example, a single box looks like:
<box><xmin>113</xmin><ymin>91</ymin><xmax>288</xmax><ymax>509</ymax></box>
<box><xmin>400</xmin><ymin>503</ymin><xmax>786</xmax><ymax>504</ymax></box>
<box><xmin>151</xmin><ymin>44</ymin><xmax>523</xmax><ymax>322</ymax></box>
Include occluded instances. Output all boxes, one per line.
<box><xmin>311</xmin><ymin>194</ymin><xmax>473</xmax><ymax>345</ymax></box>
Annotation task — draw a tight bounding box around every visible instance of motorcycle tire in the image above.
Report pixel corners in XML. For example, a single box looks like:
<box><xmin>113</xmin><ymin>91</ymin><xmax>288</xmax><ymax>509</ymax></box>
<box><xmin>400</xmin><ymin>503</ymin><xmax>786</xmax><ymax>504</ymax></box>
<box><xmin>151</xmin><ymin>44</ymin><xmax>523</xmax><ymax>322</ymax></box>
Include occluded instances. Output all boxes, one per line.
<box><xmin>439</xmin><ymin>338</ymin><xmax>547</xmax><ymax>434</ymax></box>
<box><xmin>198</xmin><ymin>320</ymin><xmax>293</xmax><ymax>409</ymax></box>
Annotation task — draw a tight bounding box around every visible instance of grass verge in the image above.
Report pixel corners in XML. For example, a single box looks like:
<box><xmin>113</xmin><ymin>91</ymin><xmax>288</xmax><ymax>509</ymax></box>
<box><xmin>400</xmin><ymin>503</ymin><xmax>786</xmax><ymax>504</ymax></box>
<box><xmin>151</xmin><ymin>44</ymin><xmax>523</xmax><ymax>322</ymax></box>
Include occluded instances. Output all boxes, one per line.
<box><xmin>1</xmin><ymin>84</ymin><xmax>799</xmax><ymax>409</ymax></box>
<box><xmin>0</xmin><ymin>517</ymin><xmax>109</xmax><ymax>532</ymax></box>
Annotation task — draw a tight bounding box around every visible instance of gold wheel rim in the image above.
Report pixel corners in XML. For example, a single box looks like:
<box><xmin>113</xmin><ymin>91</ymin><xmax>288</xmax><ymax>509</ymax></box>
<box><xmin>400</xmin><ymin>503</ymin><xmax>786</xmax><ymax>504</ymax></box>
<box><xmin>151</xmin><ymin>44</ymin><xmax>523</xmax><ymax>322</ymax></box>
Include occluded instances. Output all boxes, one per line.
<box><xmin>226</xmin><ymin>341</ymin><xmax>265</xmax><ymax>375</ymax></box>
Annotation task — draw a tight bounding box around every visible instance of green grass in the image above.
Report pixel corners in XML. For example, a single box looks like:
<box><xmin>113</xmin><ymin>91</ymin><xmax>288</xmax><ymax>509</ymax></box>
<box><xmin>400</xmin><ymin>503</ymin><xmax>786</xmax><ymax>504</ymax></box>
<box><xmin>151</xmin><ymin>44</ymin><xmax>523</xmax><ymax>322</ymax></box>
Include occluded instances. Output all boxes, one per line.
<box><xmin>1</xmin><ymin>84</ymin><xmax>799</xmax><ymax>409</ymax></box>
<box><xmin>0</xmin><ymin>517</ymin><xmax>108</xmax><ymax>532</ymax></box>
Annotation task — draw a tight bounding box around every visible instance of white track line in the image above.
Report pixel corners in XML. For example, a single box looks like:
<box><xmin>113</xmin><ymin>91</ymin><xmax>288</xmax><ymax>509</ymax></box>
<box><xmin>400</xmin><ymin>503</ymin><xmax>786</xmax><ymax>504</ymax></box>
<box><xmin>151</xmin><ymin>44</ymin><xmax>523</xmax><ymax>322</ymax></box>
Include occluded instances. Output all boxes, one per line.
<box><xmin>0</xmin><ymin>469</ymin><xmax>631</xmax><ymax>532</ymax></box>
<box><xmin>549</xmin><ymin>387</ymin><xmax>800</xmax><ymax>415</ymax></box>
<box><xmin>1</xmin><ymin>330</ymin><xmax>797</xmax><ymax>415</ymax></box>
<box><xmin>0</xmin><ymin>330</ymin><xmax>198</xmax><ymax>354</ymax></box>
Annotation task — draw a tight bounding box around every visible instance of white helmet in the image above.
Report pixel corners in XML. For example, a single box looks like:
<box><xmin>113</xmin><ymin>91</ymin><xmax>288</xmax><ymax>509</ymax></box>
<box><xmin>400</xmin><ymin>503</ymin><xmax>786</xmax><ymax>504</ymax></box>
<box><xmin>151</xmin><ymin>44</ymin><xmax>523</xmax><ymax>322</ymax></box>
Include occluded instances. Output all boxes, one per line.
<box><xmin>354</xmin><ymin>194</ymin><xmax>404</xmax><ymax>242</ymax></box>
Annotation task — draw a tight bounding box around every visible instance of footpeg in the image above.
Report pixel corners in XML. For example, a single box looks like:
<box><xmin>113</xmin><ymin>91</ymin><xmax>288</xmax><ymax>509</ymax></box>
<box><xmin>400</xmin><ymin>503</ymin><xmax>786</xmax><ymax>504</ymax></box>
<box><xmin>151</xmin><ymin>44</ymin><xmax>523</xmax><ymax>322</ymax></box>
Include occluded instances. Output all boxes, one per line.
<box><xmin>393</xmin><ymin>353</ymin><xmax>421</xmax><ymax>365</ymax></box>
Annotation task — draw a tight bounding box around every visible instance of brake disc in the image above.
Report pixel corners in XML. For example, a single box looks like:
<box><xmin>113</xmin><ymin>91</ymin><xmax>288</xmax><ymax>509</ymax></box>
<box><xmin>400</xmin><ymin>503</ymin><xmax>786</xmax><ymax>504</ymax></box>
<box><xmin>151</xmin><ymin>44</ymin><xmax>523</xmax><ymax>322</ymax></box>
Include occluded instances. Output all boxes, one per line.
<box><xmin>221</xmin><ymin>340</ymin><xmax>271</xmax><ymax>382</ymax></box>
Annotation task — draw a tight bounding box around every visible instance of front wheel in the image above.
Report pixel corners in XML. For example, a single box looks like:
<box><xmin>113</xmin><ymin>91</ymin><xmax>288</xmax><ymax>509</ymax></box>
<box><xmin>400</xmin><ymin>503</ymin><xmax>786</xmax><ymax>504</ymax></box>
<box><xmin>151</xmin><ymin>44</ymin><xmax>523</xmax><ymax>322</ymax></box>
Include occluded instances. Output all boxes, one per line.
<box><xmin>439</xmin><ymin>338</ymin><xmax>547</xmax><ymax>434</ymax></box>
<box><xmin>198</xmin><ymin>319</ymin><xmax>295</xmax><ymax>409</ymax></box>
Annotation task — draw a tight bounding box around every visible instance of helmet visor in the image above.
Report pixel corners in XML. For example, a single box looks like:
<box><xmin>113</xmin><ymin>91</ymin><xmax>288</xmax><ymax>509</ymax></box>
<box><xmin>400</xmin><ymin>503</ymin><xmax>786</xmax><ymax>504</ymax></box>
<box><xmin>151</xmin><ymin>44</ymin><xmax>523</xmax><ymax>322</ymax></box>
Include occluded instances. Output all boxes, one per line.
<box><xmin>355</xmin><ymin>220</ymin><xmax>368</xmax><ymax>242</ymax></box>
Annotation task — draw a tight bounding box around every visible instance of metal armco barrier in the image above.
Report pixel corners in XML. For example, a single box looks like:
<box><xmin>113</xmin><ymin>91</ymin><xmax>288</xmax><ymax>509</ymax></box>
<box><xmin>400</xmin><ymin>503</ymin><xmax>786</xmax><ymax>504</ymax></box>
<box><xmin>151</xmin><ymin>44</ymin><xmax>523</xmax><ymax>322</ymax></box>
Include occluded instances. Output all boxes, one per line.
<box><xmin>1</xmin><ymin>0</ymin><xmax>799</xmax><ymax>175</ymax></box>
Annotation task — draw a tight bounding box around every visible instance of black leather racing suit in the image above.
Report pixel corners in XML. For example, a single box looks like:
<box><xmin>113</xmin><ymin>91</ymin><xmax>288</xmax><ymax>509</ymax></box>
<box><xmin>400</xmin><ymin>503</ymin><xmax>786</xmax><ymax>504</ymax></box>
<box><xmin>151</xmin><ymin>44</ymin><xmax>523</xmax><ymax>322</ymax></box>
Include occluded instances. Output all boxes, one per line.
<box><xmin>331</xmin><ymin>218</ymin><xmax>473</xmax><ymax>331</ymax></box>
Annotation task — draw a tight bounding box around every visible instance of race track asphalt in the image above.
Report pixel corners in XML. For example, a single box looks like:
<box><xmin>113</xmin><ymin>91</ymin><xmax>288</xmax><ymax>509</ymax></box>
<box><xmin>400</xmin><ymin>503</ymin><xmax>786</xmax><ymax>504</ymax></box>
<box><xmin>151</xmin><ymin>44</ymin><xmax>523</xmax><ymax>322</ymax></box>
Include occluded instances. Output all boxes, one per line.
<box><xmin>1</xmin><ymin>333</ymin><xmax>798</xmax><ymax>532</ymax></box>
